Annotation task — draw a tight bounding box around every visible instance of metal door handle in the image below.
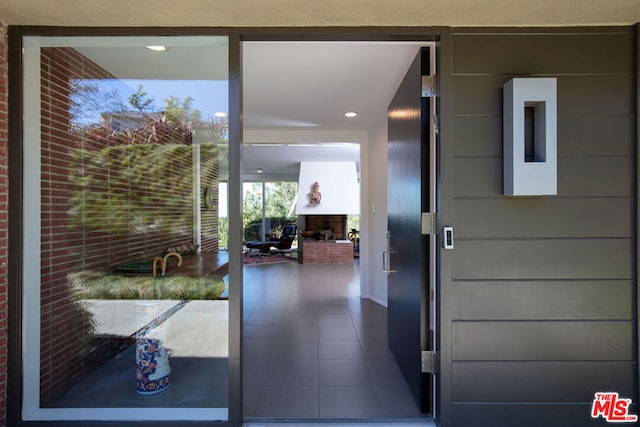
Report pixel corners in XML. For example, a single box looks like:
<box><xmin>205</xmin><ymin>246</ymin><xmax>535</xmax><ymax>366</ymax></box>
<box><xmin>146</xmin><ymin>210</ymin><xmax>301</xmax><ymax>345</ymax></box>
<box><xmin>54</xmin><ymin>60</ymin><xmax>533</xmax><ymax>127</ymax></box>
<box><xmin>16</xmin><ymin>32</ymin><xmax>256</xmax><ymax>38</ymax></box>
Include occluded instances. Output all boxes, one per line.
<box><xmin>383</xmin><ymin>231</ymin><xmax>391</xmax><ymax>275</ymax></box>
<box><xmin>383</xmin><ymin>249</ymin><xmax>390</xmax><ymax>275</ymax></box>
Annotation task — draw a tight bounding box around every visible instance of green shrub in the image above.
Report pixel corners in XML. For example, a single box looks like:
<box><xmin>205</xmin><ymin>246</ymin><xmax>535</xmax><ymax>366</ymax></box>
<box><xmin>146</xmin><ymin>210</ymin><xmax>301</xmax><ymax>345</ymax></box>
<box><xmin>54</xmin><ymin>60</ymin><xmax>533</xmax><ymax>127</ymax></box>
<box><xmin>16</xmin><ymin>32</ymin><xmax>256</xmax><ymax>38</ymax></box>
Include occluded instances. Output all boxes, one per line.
<box><xmin>70</xmin><ymin>271</ymin><xmax>226</xmax><ymax>300</ymax></box>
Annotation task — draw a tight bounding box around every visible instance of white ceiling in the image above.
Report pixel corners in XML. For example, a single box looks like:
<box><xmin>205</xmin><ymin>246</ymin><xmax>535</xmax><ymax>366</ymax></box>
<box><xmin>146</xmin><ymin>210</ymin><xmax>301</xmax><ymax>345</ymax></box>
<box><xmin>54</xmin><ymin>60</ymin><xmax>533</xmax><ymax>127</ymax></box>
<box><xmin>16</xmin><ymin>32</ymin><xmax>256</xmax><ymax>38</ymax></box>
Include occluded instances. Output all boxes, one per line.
<box><xmin>243</xmin><ymin>42</ymin><xmax>424</xmax><ymax>132</ymax></box>
<box><xmin>242</xmin><ymin>41</ymin><xmax>426</xmax><ymax>180</ymax></box>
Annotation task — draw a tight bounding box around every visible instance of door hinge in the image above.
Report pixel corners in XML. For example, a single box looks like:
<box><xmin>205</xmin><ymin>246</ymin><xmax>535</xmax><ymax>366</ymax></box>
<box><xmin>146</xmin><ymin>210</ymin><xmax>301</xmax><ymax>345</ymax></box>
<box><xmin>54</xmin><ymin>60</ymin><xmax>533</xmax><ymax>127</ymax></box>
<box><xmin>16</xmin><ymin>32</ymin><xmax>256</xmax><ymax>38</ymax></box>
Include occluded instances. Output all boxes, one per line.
<box><xmin>421</xmin><ymin>350</ymin><xmax>439</xmax><ymax>374</ymax></box>
<box><xmin>422</xmin><ymin>75</ymin><xmax>436</xmax><ymax>98</ymax></box>
<box><xmin>421</xmin><ymin>212</ymin><xmax>436</xmax><ymax>235</ymax></box>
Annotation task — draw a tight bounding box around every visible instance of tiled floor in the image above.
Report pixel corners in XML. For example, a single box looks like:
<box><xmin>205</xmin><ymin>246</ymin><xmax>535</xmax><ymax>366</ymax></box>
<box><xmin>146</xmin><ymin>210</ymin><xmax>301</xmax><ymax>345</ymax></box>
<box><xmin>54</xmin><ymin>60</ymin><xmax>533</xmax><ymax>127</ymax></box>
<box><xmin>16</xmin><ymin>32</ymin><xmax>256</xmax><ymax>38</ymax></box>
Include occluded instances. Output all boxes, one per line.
<box><xmin>242</xmin><ymin>260</ymin><xmax>430</xmax><ymax>421</ymax></box>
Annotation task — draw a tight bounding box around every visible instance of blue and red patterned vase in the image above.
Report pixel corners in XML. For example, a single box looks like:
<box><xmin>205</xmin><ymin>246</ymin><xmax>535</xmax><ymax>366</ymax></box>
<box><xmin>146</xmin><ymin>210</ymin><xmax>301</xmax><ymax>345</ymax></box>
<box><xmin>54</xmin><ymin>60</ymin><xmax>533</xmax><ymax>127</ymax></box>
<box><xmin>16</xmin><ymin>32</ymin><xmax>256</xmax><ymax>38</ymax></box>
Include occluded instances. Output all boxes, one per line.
<box><xmin>136</xmin><ymin>336</ymin><xmax>171</xmax><ymax>395</ymax></box>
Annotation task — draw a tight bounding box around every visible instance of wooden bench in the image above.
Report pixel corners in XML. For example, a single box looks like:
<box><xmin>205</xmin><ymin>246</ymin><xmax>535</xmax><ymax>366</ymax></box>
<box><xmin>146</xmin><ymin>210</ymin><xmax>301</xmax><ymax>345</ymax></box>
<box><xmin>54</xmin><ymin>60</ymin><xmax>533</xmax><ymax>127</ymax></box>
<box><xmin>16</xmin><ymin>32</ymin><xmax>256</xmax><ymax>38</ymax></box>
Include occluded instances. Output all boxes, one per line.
<box><xmin>163</xmin><ymin>251</ymin><xmax>229</xmax><ymax>277</ymax></box>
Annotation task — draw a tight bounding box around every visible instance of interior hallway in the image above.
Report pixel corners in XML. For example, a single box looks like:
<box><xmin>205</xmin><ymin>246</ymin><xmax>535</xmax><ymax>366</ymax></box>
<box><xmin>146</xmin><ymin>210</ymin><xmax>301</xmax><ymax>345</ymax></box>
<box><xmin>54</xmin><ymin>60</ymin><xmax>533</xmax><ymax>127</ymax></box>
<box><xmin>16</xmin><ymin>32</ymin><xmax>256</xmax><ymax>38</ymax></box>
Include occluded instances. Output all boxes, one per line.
<box><xmin>242</xmin><ymin>259</ymin><xmax>430</xmax><ymax>420</ymax></box>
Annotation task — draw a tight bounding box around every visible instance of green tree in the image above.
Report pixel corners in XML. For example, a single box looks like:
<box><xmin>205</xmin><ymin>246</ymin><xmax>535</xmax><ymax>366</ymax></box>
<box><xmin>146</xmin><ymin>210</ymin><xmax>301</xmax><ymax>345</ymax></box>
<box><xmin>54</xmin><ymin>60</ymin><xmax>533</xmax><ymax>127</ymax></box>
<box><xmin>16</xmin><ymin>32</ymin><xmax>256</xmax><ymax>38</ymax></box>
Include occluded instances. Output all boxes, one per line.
<box><xmin>128</xmin><ymin>84</ymin><xmax>155</xmax><ymax>112</ymax></box>
<box><xmin>68</xmin><ymin>144</ymin><xmax>198</xmax><ymax>235</ymax></box>
<box><xmin>242</xmin><ymin>182</ymin><xmax>298</xmax><ymax>241</ymax></box>
<box><xmin>164</xmin><ymin>95</ymin><xmax>202</xmax><ymax>123</ymax></box>
<box><xmin>265</xmin><ymin>182</ymin><xmax>298</xmax><ymax>218</ymax></box>
<box><xmin>242</xmin><ymin>183</ymin><xmax>263</xmax><ymax>240</ymax></box>
<box><xmin>218</xmin><ymin>217</ymin><xmax>229</xmax><ymax>249</ymax></box>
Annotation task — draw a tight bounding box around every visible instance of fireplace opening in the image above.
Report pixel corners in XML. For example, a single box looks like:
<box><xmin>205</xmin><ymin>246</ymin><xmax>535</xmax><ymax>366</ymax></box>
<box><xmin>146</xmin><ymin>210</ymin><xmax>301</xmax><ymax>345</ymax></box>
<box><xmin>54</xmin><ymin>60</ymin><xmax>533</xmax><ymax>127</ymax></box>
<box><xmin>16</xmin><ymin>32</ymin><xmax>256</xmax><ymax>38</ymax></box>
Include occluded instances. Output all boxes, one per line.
<box><xmin>303</xmin><ymin>215</ymin><xmax>347</xmax><ymax>240</ymax></box>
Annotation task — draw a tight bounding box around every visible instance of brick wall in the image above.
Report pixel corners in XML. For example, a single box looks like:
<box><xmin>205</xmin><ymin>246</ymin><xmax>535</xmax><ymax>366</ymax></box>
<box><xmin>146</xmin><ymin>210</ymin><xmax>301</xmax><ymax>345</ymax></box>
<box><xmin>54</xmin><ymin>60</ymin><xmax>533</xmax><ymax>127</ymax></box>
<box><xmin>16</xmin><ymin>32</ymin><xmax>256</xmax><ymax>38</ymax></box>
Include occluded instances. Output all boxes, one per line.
<box><xmin>0</xmin><ymin>20</ymin><xmax>8</xmax><ymax>427</ymax></box>
<box><xmin>302</xmin><ymin>240</ymin><xmax>353</xmax><ymax>264</ymax></box>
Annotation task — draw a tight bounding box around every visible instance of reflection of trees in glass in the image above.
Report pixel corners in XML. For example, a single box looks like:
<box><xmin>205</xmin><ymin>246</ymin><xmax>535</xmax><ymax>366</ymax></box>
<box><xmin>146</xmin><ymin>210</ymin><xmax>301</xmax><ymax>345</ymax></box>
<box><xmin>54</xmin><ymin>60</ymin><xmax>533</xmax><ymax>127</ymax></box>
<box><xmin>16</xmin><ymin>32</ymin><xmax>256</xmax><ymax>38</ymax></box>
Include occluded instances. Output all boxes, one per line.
<box><xmin>218</xmin><ymin>217</ymin><xmax>229</xmax><ymax>250</ymax></box>
<box><xmin>193</xmin><ymin>116</ymin><xmax>229</xmax><ymax>144</ymax></box>
<box><xmin>51</xmin><ymin>71</ymin><xmax>229</xmax><ymax>405</ymax></box>
<box><xmin>164</xmin><ymin>95</ymin><xmax>201</xmax><ymax>123</ymax></box>
<box><xmin>68</xmin><ymin>143</ymin><xmax>198</xmax><ymax>236</ymax></box>
<box><xmin>68</xmin><ymin>126</ymin><xmax>222</xmax><ymax>236</ymax></box>
<box><xmin>70</xmin><ymin>79</ymin><xmax>132</xmax><ymax>125</ymax></box>
<box><xmin>69</xmin><ymin>80</ymin><xmax>228</xmax><ymax>141</ymax></box>
<box><xmin>68</xmin><ymin>81</ymin><xmax>228</xmax><ymax>238</ymax></box>
<box><xmin>128</xmin><ymin>84</ymin><xmax>155</xmax><ymax>112</ymax></box>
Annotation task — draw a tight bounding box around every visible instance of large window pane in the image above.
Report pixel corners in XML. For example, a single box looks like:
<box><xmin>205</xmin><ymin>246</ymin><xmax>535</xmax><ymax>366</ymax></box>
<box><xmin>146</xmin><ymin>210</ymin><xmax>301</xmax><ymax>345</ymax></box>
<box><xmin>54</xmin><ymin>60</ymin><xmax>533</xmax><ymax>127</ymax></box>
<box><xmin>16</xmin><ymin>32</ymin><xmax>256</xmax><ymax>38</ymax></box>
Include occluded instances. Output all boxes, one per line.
<box><xmin>242</xmin><ymin>182</ymin><xmax>264</xmax><ymax>242</ymax></box>
<box><xmin>242</xmin><ymin>181</ymin><xmax>297</xmax><ymax>244</ymax></box>
<box><xmin>22</xmin><ymin>36</ymin><xmax>229</xmax><ymax>422</ymax></box>
<box><xmin>265</xmin><ymin>181</ymin><xmax>298</xmax><ymax>243</ymax></box>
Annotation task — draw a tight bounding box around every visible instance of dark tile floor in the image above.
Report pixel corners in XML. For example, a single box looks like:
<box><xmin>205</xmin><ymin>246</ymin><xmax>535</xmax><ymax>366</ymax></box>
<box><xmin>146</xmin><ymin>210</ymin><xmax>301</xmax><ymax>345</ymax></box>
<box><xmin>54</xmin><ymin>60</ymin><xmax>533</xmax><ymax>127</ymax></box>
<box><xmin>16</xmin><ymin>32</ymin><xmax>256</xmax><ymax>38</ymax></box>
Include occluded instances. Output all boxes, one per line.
<box><xmin>242</xmin><ymin>260</ymin><xmax>430</xmax><ymax>420</ymax></box>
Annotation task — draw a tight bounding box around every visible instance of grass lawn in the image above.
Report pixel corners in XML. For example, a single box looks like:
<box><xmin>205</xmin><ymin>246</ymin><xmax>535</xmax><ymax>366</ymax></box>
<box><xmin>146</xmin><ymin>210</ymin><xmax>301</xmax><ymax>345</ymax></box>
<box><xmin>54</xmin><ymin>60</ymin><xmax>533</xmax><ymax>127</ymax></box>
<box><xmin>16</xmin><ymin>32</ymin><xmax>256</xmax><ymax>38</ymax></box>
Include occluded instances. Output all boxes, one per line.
<box><xmin>70</xmin><ymin>271</ymin><xmax>226</xmax><ymax>300</ymax></box>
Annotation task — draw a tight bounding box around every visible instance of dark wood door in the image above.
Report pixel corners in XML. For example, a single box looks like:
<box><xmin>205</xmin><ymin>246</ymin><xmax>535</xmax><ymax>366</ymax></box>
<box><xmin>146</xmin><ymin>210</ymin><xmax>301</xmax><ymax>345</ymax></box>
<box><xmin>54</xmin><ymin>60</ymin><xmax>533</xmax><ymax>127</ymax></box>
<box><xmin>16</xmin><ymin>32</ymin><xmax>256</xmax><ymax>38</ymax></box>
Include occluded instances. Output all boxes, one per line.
<box><xmin>386</xmin><ymin>47</ymin><xmax>433</xmax><ymax>413</ymax></box>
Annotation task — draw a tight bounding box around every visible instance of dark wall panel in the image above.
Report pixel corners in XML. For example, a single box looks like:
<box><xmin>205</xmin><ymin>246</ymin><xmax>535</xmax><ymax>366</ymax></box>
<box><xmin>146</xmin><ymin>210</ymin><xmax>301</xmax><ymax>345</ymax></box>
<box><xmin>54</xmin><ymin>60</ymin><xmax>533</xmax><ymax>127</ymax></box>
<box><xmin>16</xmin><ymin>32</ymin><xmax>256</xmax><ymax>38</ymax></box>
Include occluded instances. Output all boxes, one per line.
<box><xmin>557</xmin><ymin>75</ymin><xmax>634</xmax><ymax>116</ymax></box>
<box><xmin>441</xmin><ymin>26</ymin><xmax>637</xmax><ymax>427</ymax></box>
<box><xmin>451</xmin><ymin>75</ymin><xmax>634</xmax><ymax>116</ymax></box>
<box><xmin>453</xmin><ymin>157</ymin><xmax>633</xmax><ymax>198</ymax></box>
<box><xmin>454</xmin><ymin>198</ymin><xmax>632</xmax><ymax>239</ymax></box>
<box><xmin>452</xmin><ymin>281</ymin><xmax>633</xmax><ymax>320</ymax></box>
<box><xmin>451</xmin><ymin>403</ymin><xmax>618</xmax><ymax>427</ymax></box>
<box><xmin>452</xmin><ymin>116</ymin><xmax>502</xmax><ymax>157</ymax></box>
<box><xmin>452</xmin><ymin>32</ymin><xmax>634</xmax><ymax>75</ymax></box>
<box><xmin>559</xmin><ymin>157</ymin><xmax>634</xmax><ymax>196</ymax></box>
<box><xmin>453</xmin><ymin>115</ymin><xmax>634</xmax><ymax>158</ymax></box>
<box><xmin>557</xmin><ymin>116</ymin><xmax>635</xmax><ymax>157</ymax></box>
<box><xmin>450</xmin><ymin>75</ymin><xmax>504</xmax><ymax>116</ymax></box>
<box><xmin>453</xmin><ymin>321</ymin><xmax>633</xmax><ymax>360</ymax></box>
<box><xmin>453</xmin><ymin>239</ymin><xmax>632</xmax><ymax>280</ymax></box>
<box><xmin>451</xmin><ymin>362</ymin><xmax>635</xmax><ymax>402</ymax></box>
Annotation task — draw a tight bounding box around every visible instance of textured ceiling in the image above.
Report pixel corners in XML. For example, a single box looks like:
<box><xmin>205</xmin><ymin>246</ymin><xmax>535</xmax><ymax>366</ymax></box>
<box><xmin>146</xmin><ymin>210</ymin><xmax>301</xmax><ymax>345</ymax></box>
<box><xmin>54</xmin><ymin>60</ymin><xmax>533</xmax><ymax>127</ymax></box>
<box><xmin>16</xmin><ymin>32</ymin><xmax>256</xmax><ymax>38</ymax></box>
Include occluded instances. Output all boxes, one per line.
<box><xmin>0</xmin><ymin>0</ymin><xmax>639</xmax><ymax>27</ymax></box>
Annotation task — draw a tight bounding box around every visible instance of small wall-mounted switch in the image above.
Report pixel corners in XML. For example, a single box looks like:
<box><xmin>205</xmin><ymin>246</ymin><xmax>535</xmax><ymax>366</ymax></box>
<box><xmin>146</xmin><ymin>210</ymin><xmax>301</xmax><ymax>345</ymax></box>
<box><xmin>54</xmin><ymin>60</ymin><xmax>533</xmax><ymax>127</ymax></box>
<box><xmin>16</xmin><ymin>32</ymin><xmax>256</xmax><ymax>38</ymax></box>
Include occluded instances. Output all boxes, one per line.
<box><xmin>443</xmin><ymin>226</ymin><xmax>454</xmax><ymax>249</ymax></box>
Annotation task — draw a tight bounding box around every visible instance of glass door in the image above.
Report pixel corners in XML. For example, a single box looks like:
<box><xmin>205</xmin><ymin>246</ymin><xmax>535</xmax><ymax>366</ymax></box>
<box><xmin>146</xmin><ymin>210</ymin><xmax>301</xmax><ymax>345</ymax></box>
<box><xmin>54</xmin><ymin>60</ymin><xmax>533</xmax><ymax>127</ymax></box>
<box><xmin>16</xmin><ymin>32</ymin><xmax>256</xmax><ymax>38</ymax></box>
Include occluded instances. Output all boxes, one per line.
<box><xmin>21</xmin><ymin>35</ymin><xmax>230</xmax><ymax>422</ymax></box>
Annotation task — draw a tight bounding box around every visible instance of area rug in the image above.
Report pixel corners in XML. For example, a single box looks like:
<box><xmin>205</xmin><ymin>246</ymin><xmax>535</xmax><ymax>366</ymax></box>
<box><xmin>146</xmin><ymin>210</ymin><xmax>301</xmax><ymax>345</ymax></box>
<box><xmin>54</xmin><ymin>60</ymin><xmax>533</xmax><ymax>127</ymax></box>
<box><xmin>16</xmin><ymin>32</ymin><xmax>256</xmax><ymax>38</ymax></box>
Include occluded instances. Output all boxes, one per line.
<box><xmin>242</xmin><ymin>252</ymin><xmax>296</xmax><ymax>266</ymax></box>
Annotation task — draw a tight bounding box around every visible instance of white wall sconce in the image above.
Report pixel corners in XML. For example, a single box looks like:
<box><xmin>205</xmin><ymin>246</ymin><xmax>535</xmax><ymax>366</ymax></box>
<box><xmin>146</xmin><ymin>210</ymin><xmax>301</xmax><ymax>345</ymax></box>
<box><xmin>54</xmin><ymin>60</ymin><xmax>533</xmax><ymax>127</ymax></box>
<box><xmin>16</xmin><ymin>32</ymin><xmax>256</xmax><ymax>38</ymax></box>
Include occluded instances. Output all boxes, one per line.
<box><xmin>503</xmin><ymin>78</ymin><xmax>557</xmax><ymax>196</ymax></box>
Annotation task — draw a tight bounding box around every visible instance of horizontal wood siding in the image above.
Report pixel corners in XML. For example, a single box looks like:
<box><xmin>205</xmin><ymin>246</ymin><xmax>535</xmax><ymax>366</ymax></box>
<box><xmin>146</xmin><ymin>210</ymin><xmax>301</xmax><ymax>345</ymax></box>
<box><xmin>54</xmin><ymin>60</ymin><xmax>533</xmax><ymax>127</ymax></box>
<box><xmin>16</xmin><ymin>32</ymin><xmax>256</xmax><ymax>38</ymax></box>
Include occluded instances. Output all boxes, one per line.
<box><xmin>452</xmin><ymin>362</ymin><xmax>634</xmax><ymax>402</ymax></box>
<box><xmin>444</xmin><ymin>27</ymin><xmax>636</xmax><ymax>427</ymax></box>
<box><xmin>451</xmin><ymin>403</ymin><xmax>628</xmax><ymax>427</ymax></box>
<box><xmin>452</xmin><ymin>281</ymin><xmax>633</xmax><ymax>320</ymax></box>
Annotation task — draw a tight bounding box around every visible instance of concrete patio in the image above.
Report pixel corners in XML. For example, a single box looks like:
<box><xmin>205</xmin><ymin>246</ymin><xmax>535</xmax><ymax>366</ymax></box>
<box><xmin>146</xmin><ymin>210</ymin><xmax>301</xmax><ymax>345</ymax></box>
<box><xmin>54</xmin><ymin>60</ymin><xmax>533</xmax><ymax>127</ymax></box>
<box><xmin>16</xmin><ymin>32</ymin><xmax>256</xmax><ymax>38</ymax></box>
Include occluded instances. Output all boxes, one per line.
<box><xmin>51</xmin><ymin>299</ymin><xmax>229</xmax><ymax>408</ymax></box>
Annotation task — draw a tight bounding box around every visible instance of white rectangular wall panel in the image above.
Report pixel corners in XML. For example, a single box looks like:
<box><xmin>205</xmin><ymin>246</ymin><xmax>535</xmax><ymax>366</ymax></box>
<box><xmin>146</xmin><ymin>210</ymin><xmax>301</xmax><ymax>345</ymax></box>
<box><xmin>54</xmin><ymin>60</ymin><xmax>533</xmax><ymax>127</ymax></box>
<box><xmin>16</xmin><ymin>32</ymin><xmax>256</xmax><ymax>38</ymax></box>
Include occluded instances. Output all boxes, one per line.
<box><xmin>296</xmin><ymin>161</ymin><xmax>360</xmax><ymax>215</ymax></box>
<box><xmin>503</xmin><ymin>78</ymin><xmax>557</xmax><ymax>196</ymax></box>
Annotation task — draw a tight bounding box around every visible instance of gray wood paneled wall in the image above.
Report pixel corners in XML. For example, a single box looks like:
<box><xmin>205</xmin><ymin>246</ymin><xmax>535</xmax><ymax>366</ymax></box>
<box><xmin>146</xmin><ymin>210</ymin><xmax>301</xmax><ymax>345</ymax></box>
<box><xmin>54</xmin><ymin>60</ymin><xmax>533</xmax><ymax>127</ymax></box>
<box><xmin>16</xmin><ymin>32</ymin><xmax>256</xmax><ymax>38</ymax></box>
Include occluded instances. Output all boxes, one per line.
<box><xmin>438</xmin><ymin>27</ymin><xmax>637</xmax><ymax>427</ymax></box>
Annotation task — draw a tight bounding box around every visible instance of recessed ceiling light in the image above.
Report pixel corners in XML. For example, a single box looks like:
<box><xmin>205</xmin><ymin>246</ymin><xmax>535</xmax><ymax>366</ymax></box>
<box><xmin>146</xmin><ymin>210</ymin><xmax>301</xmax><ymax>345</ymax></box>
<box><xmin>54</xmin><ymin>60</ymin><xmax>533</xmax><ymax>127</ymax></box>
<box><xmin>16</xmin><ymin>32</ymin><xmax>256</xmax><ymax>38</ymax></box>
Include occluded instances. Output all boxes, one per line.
<box><xmin>257</xmin><ymin>168</ymin><xmax>263</xmax><ymax>173</ymax></box>
<box><xmin>214</xmin><ymin>112</ymin><xmax>227</xmax><ymax>118</ymax></box>
<box><xmin>344</xmin><ymin>111</ymin><xmax>358</xmax><ymax>118</ymax></box>
<box><xmin>145</xmin><ymin>45</ymin><xmax>167</xmax><ymax>52</ymax></box>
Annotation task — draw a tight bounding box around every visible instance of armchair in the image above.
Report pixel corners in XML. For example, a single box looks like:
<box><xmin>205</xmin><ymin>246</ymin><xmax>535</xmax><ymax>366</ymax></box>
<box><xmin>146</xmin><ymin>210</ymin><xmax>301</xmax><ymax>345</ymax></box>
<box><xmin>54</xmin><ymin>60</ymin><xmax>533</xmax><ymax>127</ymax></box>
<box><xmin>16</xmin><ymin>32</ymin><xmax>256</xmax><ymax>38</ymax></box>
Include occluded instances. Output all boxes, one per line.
<box><xmin>245</xmin><ymin>224</ymin><xmax>297</xmax><ymax>255</ymax></box>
